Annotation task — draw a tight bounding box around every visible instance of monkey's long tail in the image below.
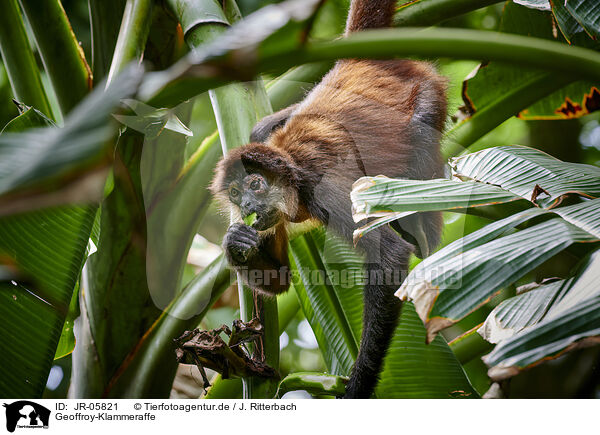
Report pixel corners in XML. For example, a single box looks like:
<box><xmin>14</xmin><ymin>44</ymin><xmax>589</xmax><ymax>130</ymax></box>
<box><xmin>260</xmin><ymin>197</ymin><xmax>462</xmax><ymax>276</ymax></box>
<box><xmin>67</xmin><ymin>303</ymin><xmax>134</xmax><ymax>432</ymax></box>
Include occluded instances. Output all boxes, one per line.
<box><xmin>344</xmin><ymin>0</ymin><xmax>397</xmax><ymax>35</ymax></box>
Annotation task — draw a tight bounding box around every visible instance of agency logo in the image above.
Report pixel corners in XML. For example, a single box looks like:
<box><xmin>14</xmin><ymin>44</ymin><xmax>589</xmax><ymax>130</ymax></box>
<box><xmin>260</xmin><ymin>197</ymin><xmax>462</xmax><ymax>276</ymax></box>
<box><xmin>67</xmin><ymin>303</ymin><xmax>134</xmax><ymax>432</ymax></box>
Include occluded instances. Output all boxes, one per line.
<box><xmin>3</xmin><ymin>401</ymin><xmax>50</xmax><ymax>432</ymax></box>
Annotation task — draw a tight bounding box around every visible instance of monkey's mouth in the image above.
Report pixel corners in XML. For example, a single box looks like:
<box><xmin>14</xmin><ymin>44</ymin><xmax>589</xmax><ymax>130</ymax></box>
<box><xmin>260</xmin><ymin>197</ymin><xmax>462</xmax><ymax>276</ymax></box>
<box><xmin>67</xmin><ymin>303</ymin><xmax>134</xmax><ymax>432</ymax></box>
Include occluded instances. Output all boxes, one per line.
<box><xmin>250</xmin><ymin>210</ymin><xmax>280</xmax><ymax>231</ymax></box>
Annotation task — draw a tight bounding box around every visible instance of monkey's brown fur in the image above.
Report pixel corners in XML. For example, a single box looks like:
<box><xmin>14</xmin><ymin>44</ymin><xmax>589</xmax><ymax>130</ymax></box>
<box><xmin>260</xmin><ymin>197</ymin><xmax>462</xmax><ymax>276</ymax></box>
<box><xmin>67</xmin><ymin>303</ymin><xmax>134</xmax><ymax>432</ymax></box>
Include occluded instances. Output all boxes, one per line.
<box><xmin>211</xmin><ymin>0</ymin><xmax>447</xmax><ymax>398</ymax></box>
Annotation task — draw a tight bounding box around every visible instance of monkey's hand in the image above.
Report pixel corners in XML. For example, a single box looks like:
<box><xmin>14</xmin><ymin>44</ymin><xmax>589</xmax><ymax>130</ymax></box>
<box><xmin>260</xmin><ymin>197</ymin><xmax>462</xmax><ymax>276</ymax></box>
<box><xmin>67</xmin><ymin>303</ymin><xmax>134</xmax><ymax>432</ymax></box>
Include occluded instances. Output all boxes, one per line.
<box><xmin>223</xmin><ymin>223</ymin><xmax>259</xmax><ymax>266</ymax></box>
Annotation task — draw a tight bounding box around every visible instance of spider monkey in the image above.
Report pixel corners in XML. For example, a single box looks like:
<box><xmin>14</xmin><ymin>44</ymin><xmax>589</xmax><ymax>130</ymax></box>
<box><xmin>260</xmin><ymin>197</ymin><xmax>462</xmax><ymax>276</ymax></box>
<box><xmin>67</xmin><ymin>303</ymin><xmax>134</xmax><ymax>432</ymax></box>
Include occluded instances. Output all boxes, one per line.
<box><xmin>210</xmin><ymin>0</ymin><xmax>446</xmax><ymax>398</ymax></box>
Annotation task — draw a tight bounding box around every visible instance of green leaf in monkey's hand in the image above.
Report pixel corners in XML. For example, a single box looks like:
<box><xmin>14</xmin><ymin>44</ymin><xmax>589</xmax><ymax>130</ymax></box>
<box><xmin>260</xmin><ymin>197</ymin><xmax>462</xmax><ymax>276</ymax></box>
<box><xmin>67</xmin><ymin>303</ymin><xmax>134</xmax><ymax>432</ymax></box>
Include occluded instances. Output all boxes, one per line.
<box><xmin>243</xmin><ymin>213</ymin><xmax>257</xmax><ymax>227</ymax></box>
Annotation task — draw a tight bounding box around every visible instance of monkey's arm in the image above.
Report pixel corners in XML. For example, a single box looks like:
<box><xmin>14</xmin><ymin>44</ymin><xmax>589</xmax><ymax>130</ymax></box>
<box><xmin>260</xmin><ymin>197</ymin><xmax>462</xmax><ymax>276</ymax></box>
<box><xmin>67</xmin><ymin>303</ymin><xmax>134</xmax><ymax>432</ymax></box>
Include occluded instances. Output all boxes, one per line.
<box><xmin>250</xmin><ymin>104</ymin><xmax>298</xmax><ymax>143</ymax></box>
<box><xmin>223</xmin><ymin>223</ymin><xmax>291</xmax><ymax>294</ymax></box>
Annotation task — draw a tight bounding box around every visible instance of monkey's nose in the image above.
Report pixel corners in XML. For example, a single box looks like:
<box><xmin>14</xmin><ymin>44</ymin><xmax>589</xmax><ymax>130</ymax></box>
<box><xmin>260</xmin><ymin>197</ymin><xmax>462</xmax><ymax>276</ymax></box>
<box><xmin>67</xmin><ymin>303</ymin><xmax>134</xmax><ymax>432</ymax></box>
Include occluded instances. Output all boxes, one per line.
<box><xmin>241</xmin><ymin>204</ymin><xmax>253</xmax><ymax>217</ymax></box>
<box><xmin>241</xmin><ymin>198</ymin><xmax>263</xmax><ymax>217</ymax></box>
<box><xmin>240</xmin><ymin>199</ymin><xmax>251</xmax><ymax>212</ymax></box>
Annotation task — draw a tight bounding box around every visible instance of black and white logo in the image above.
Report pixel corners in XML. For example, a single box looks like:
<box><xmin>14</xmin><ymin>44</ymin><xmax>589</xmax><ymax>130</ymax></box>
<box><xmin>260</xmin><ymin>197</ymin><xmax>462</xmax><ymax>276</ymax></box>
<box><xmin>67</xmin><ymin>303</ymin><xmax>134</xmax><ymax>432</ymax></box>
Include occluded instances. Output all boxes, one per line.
<box><xmin>3</xmin><ymin>401</ymin><xmax>50</xmax><ymax>432</ymax></box>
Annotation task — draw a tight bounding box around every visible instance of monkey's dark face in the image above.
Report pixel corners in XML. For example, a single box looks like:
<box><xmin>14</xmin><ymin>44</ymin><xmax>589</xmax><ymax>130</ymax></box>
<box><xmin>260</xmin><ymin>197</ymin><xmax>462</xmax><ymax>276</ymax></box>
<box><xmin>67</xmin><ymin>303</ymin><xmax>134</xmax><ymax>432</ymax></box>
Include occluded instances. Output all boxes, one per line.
<box><xmin>227</xmin><ymin>172</ymin><xmax>284</xmax><ymax>231</ymax></box>
<box><xmin>210</xmin><ymin>143</ymin><xmax>301</xmax><ymax>229</ymax></box>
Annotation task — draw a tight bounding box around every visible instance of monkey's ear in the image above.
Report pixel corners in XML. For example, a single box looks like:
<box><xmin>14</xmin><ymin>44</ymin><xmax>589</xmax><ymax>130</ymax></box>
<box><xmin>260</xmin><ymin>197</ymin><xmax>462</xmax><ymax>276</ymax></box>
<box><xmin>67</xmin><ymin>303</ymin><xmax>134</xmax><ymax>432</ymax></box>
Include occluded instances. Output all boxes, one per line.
<box><xmin>250</xmin><ymin>104</ymin><xmax>298</xmax><ymax>143</ymax></box>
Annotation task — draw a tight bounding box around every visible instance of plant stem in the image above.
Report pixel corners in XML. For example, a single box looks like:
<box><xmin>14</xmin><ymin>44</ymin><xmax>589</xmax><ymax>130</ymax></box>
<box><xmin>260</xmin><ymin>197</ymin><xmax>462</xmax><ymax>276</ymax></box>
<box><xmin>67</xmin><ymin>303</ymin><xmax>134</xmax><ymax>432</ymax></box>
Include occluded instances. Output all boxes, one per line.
<box><xmin>394</xmin><ymin>0</ymin><xmax>503</xmax><ymax>27</ymax></box>
<box><xmin>88</xmin><ymin>0</ymin><xmax>127</xmax><ymax>82</ymax></box>
<box><xmin>167</xmin><ymin>0</ymin><xmax>279</xmax><ymax>399</ymax></box>
<box><xmin>144</xmin><ymin>28</ymin><xmax>600</xmax><ymax>107</ymax></box>
<box><xmin>71</xmin><ymin>0</ymin><xmax>155</xmax><ymax>399</ymax></box>
<box><xmin>209</xmin><ymin>85</ymin><xmax>279</xmax><ymax>398</ymax></box>
<box><xmin>107</xmin><ymin>0</ymin><xmax>154</xmax><ymax>85</ymax></box>
<box><xmin>168</xmin><ymin>0</ymin><xmax>230</xmax><ymax>46</ymax></box>
<box><xmin>0</xmin><ymin>0</ymin><xmax>53</xmax><ymax>119</ymax></box>
<box><xmin>105</xmin><ymin>256</ymin><xmax>234</xmax><ymax>397</ymax></box>
<box><xmin>204</xmin><ymin>287</ymin><xmax>301</xmax><ymax>399</ymax></box>
<box><xmin>280</xmin><ymin>29</ymin><xmax>600</xmax><ymax>82</ymax></box>
<box><xmin>19</xmin><ymin>0</ymin><xmax>92</xmax><ymax>115</ymax></box>
<box><xmin>449</xmin><ymin>325</ymin><xmax>493</xmax><ymax>364</ymax></box>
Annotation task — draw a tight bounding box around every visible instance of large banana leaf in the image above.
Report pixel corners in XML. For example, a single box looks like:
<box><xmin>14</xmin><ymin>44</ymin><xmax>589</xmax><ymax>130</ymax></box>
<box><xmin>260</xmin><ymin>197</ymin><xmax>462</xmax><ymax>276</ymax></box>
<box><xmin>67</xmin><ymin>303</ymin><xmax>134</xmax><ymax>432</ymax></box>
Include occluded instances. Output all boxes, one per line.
<box><xmin>289</xmin><ymin>228</ymin><xmax>477</xmax><ymax>398</ymax></box>
<box><xmin>478</xmin><ymin>280</ymin><xmax>564</xmax><ymax>344</ymax></box>
<box><xmin>289</xmin><ymin>230</ymin><xmax>361</xmax><ymax>376</ymax></box>
<box><xmin>394</xmin><ymin>0</ymin><xmax>503</xmax><ymax>27</ymax></box>
<box><xmin>351</xmin><ymin>177</ymin><xmax>522</xmax><ymax>221</ymax></box>
<box><xmin>107</xmin><ymin>256</ymin><xmax>234</xmax><ymax>397</ymax></box>
<box><xmin>550</xmin><ymin>0</ymin><xmax>599</xmax><ymax>41</ymax></box>
<box><xmin>550</xmin><ymin>198</ymin><xmax>600</xmax><ymax>238</ymax></box>
<box><xmin>0</xmin><ymin>207</ymin><xmax>94</xmax><ymax>398</ymax></box>
<box><xmin>18</xmin><ymin>0</ymin><xmax>92</xmax><ymax>115</ymax></box>
<box><xmin>400</xmin><ymin>215</ymin><xmax>595</xmax><ymax>341</ymax></box>
<box><xmin>351</xmin><ymin>146</ymin><xmax>600</xmax><ymax>342</ymax></box>
<box><xmin>0</xmin><ymin>68</ymin><xmax>142</xmax><ymax>398</ymax></box>
<box><xmin>559</xmin><ymin>0</ymin><xmax>600</xmax><ymax>39</ymax></box>
<box><xmin>515</xmin><ymin>0</ymin><xmax>600</xmax><ymax>41</ymax></box>
<box><xmin>0</xmin><ymin>66</ymin><xmax>143</xmax><ymax>215</ymax></box>
<box><xmin>460</xmin><ymin>3</ymin><xmax>599</xmax><ymax>121</ymax></box>
<box><xmin>450</xmin><ymin>145</ymin><xmax>600</xmax><ymax>207</ymax></box>
<box><xmin>482</xmin><ymin>249</ymin><xmax>600</xmax><ymax>380</ymax></box>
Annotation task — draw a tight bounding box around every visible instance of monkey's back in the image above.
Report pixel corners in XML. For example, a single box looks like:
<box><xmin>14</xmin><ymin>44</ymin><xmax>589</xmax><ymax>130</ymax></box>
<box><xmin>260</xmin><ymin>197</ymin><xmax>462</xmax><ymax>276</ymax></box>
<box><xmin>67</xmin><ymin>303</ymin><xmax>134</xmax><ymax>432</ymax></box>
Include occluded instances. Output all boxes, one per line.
<box><xmin>267</xmin><ymin>59</ymin><xmax>446</xmax><ymax>251</ymax></box>
<box><xmin>269</xmin><ymin>58</ymin><xmax>446</xmax><ymax>185</ymax></box>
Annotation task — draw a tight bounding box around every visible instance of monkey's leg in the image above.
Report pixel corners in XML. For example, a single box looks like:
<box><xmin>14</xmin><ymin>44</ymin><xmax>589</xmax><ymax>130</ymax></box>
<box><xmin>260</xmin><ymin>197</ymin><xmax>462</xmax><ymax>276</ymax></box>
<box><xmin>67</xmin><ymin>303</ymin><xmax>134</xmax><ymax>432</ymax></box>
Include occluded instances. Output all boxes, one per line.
<box><xmin>344</xmin><ymin>231</ymin><xmax>411</xmax><ymax>398</ymax></box>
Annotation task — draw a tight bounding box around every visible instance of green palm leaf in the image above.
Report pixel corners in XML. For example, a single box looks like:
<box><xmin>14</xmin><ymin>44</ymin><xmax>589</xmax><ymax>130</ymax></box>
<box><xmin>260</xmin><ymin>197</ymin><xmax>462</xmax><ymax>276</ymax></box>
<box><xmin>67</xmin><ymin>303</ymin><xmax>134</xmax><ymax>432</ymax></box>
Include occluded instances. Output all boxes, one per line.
<box><xmin>290</xmin><ymin>228</ymin><xmax>477</xmax><ymax>397</ymax></box>
<box><xmin>483</xmin><ymin>250</ymin><xmax>600</xmax><ymax>380</ymax></box>
<box><xmin>351</xmin><ymin>146</ymin><xmax>600</xmax><ymax>342</ymax></box>
<box><xmin>451</xmin><ymin>145</ymin><xmax>600</xmax><ymax>207</ymax></box>
<box><xmin>0</xmin><ymin>68</ymin><xmax>141</xmax><ymax>398</ymax></box>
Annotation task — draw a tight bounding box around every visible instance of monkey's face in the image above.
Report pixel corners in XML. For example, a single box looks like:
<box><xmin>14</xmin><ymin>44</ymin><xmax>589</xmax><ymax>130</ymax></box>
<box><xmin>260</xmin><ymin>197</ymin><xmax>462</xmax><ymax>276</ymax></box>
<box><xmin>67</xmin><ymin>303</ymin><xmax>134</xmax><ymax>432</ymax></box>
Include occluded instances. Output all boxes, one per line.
<box><xmin>226</xmin><ymin>171</ymin><xmax>286</xmax><ymax>231</ymax></box>
<box><xmin>211</xmin><ymin>143</ymin><xmax>301</xmax><ymax>228</ymax></box>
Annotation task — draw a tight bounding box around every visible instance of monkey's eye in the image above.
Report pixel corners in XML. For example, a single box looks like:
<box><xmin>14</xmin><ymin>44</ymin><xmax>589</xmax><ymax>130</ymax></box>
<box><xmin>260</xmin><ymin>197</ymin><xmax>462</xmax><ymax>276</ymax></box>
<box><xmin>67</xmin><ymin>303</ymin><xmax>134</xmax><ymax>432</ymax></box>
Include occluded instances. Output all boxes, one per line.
<box><xmin>229</xmin><ymin>187</ymin><xmax>240</xmax><ymax>198</ymax></box>
<box><xmin>250</xmin><ymin>179</ymin><xmax>261</xmax><ymax>191</ymax></box>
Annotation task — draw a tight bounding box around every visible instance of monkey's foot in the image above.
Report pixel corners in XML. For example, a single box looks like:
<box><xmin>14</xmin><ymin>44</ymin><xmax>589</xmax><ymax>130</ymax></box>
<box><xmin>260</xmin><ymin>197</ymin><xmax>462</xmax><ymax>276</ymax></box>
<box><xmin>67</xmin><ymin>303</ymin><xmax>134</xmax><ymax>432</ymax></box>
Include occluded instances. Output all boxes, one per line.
<box><xmin>173</xmin><ymin>318</ymin><xmax>277</xmax><ymax>386</ymax></box>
